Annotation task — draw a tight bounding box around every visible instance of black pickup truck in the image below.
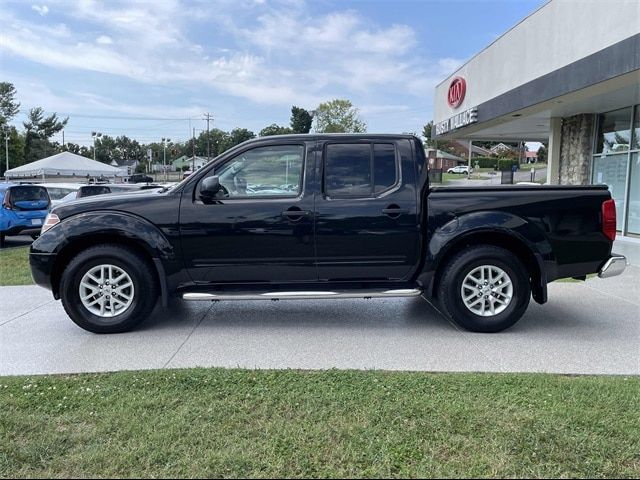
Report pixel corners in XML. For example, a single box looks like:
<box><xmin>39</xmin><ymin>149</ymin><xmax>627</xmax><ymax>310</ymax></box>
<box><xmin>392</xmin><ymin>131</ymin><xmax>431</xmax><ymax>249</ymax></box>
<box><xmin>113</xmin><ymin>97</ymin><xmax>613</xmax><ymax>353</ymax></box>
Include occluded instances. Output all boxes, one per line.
<box><xmin>30</xmin><ymin>134</ymin><xmax>626</xmax><ymax>333</ymax></box>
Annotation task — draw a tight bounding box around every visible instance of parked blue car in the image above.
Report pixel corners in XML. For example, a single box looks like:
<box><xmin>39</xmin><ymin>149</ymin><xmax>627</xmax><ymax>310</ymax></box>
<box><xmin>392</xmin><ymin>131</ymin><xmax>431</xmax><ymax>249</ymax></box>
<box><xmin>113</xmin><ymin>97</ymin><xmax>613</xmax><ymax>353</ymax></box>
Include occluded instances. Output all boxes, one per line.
<box><xmin>0</xmin><ymin>183</ymin><xmax>51</xmax><ymax>247</ymax></box>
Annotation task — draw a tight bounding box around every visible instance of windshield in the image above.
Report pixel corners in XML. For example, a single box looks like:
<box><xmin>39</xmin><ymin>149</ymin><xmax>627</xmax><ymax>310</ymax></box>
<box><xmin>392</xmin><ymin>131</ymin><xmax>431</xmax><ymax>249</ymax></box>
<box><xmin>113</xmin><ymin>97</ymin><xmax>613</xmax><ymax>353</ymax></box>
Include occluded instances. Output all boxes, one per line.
<box><xmin>44</xmin><ymin>187</ymin><xmax>77</xmax><ymax>200</ymax></box>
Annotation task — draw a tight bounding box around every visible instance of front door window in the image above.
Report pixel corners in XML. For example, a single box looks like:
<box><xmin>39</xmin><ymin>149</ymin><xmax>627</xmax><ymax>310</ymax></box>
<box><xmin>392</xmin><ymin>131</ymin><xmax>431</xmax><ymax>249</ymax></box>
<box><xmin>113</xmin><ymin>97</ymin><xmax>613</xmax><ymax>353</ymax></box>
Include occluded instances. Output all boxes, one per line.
<box><xmin>215</xmin><ymin>145</ymin><xmax>304</xmax><ymax>198</ymax></box>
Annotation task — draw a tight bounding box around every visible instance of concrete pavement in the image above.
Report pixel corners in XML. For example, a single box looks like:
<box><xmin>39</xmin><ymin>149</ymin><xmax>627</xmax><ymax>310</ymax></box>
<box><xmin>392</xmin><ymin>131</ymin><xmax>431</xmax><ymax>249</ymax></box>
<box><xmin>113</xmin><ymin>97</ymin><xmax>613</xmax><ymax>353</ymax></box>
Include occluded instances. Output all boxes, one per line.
<box><xmin>1</xmin><ymin>267</ymin><xmax>638</xmax><ymax>376</ymax></box>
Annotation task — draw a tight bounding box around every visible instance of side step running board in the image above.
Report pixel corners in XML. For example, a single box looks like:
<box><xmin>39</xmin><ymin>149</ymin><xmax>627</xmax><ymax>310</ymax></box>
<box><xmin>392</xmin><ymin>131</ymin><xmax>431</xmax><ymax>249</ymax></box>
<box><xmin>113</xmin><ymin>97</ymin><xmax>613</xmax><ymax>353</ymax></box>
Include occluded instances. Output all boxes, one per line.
<box><xmin>183</xmin><ymin>289</ymin><xmax>422</xmax><ymax>301</ymax></box>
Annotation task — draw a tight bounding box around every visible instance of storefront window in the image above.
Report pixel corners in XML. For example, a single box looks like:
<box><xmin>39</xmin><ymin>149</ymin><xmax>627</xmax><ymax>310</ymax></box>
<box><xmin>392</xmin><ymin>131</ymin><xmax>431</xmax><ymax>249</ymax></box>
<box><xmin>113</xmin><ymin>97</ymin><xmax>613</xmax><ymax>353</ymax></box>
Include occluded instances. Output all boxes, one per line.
<box><xmin>592</xmin><ymin>153</ymin><xmax>628</xmax><ymax>231</ymax></box>
<box><xmin>595</xmin><ymin>107</ymin><xmax>631</xmax><ymax>154</ymax></box>
<box><xmin>627</xmin><ymin>153</ymin><xmax>640</xmax><ymax>235</ymax></box>
<box><xmin>632</xmin><ymin>107</ymin><xmax>640</xmax><ymax>151</ymax></box>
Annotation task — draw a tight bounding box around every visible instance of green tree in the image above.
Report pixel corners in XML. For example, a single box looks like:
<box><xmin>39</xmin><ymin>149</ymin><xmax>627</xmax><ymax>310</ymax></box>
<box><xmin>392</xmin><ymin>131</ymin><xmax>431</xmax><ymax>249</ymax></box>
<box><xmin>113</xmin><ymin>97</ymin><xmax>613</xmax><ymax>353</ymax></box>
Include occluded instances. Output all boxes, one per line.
<box><xmin>422</xmin><ymin>122</ymin><xmax>436</xmax><ymax>148</ymax></box>
<box><xmin>23</xmin><ymin>107</ymin><xmax>68</xmax><ymax>162</ymax></box>
<box><xmin>314</xmin><ymin>99</ymin><xmax>366</xmax><ymax>133</ymax></box>
<box><xmin>0</xmin><ymin>82</ymin><xmax>20</xmax><ymax>126</ymax></box>
<box><xmin>290</xmin><ymin>106</ymin><xmax>313</xmax><ymax>133</ymax></box>
<box><xmin>422</xmin><ymin>121</ymin><xmax>458</xmax><ymax>155</ymax></box>
<box><xmin>537</xmin><ymin>144</ymin><xmax>547</xmax><ymax>163</ymax></box>
<box><xmin>93</xmin><ymin>134</ymin><xmax>118</xmax><ymax>164</ymax></box>
<box><xmin>113</xmin><ymin>135</ymin><xmax>143</xmax><ymax>162</ymax></box>
<box><xmin>0</xmin><ymin>127</ymin><xmax>25</xmax><ymax>176</ymax></box>
<box><xmin>259</xmin><ymin>124</ymin><xmax>293</xmax><ymax>137</ymax></box>
<box><xmin>199</xmin><ymin>128</ymin><xmax>231</xmax><ymax>157</ymax></box>
<box><xmin>228</xmin><ymin>128</ymin><xmax>255</xmax><ymax>147</ymax></box>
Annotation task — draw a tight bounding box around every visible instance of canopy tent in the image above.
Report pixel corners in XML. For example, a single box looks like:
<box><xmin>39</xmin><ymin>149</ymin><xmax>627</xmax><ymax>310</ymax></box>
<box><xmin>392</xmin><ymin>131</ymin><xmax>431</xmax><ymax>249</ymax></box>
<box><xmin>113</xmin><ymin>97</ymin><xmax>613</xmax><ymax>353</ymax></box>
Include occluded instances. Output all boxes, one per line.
<box><xmin>5</xmin><ymin>152</ymin><xmax>122</xmax><ymax>179</ymax></box>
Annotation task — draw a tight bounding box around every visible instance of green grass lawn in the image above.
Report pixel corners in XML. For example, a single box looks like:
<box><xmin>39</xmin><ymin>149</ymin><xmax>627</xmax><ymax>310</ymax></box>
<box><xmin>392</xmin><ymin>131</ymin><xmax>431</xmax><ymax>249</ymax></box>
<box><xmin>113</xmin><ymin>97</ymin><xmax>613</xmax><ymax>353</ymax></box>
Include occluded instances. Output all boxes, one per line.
<box><xmin>1</xmin><ymin>369</ymin><xmax>638</xmax><ymax>478</ymax></box>
<box><xmin>0</xmin><ymin>246</ymin><xmax>33</xmax><ymax>286</ymax></box>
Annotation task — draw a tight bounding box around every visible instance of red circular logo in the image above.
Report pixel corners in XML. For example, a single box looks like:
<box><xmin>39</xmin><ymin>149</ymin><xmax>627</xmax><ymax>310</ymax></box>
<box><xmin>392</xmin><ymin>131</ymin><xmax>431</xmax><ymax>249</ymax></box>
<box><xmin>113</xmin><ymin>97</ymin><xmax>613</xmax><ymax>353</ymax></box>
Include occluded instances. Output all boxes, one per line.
<box><xmin>447</xmin><ymin>77</ymin><xmax>466</xmax><ymax>108</ymax></box>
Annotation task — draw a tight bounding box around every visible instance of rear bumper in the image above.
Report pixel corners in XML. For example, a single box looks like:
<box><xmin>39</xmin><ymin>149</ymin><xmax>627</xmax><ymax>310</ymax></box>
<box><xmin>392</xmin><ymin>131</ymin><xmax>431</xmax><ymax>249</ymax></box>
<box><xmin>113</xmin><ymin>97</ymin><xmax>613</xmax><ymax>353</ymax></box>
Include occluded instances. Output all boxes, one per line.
<box><xmin>29</xmin><ymin>252</ymin><xmax>57</xmax><ymax>293</ymax></box>
<box><xmin>598</xmin><ymin>255</ymin><xmax>628</xmax><ymax>279</ymax></box>
<box><xmin>1</xmin><ymin>226</ymin><xmax>41</xmax><ymax>237</ymax></box>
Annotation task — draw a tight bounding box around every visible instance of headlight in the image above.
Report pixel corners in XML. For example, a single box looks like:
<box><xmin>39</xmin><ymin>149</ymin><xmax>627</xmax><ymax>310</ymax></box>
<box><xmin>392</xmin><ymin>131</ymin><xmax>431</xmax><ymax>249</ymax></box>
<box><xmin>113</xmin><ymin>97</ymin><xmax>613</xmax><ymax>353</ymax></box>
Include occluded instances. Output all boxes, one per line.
<box><xmin>41</xmin><ymin>213</ymin><xmax>60</xmax><ymax>234</ymax></box>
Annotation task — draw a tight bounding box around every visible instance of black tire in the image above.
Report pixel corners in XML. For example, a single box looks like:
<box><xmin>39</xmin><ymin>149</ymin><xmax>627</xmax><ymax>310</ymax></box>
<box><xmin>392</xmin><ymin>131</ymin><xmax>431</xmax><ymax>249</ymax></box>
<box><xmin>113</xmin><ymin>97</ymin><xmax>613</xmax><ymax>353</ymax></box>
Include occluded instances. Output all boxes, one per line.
<box><xmin>59</xmin><ymin>244</ymin><xmax>158</xmax><ymax>333</ymax></box>
<box><xmin>437</xmin><ymin>245</ymin><xmax>531</xmax><ymax>333</ymax></box>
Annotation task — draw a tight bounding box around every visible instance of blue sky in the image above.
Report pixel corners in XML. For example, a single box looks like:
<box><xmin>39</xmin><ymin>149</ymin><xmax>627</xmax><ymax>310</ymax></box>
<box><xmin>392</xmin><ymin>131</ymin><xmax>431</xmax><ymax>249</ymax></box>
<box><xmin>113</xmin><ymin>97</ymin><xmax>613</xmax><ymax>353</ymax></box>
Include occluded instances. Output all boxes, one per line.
<box><xmin>1</xmin><ymin>0</ymin><xmax>543</xmax><ymax>146</ymax></box>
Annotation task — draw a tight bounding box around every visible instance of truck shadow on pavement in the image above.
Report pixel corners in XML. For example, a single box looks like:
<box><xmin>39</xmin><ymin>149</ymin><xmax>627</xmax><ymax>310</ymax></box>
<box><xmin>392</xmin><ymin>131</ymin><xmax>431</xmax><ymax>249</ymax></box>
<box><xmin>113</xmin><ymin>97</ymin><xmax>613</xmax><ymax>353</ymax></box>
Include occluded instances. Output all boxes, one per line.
<box><xmin>141</xmin><ymin>296</ymin><xmax>455</xmax><ymax>333</ymax></box>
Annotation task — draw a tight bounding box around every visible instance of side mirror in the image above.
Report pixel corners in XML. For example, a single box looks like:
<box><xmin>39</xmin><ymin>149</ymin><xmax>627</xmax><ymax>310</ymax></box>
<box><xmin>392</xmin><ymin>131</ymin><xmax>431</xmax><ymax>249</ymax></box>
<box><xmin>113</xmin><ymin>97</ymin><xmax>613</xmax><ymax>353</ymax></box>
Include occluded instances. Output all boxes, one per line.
<box><xmin>200</xmin><ymin>175</ymin><xmax>221</xmax><ymax>200</ymax></box>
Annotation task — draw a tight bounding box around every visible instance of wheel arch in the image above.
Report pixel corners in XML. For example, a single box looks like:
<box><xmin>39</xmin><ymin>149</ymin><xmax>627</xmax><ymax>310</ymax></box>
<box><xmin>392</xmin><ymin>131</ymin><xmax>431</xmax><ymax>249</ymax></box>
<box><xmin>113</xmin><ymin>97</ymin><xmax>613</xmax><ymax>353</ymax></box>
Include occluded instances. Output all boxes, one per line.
<box><xmin>46</xmin><ymin>212</ymin><xmax>173</xmax><ymax>306</ymax></box>
<box><xmin>421</xmin><ymin>224</ymin><xmax>549</xmax><ymax>305</ymax></box>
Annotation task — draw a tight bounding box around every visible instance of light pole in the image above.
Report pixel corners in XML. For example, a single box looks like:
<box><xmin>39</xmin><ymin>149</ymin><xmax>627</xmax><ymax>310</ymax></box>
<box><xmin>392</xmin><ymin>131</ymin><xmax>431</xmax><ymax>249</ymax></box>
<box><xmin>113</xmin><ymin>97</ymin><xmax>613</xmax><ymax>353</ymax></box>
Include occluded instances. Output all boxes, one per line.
<box><xmin>161</xmin><ymin>137</ymin><xmax>171</xmax><ymax>182</ymax></box>
<box><xmin>91</xmin><ymin>131</ymin><xmax>102</xmax><ymax>161</ymax></box>
<box><xmin>3</xmin><ymin>125</ymin><xmax>9</xmax><ymax>175</ymax></box>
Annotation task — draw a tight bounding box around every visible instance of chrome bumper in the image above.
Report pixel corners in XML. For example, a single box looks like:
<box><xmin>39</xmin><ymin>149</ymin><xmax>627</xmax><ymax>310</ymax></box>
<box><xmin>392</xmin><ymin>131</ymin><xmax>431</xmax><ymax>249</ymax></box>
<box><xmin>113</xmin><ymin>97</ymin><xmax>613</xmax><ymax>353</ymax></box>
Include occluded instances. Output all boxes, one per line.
<box><xmin>598</xmin><ymin>255</ymin><xmax>628</xmax><ymax>279</ymax></box>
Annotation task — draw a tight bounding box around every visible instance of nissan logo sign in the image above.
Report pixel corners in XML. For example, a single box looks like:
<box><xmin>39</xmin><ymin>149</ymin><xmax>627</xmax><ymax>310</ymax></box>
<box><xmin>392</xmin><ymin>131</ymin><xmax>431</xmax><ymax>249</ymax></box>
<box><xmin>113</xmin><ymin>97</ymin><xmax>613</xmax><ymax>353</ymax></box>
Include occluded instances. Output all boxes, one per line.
<box><xmin>447</xmin><ymin>77</ymin><xmax>466</xmax><ymax>108</ymax></box>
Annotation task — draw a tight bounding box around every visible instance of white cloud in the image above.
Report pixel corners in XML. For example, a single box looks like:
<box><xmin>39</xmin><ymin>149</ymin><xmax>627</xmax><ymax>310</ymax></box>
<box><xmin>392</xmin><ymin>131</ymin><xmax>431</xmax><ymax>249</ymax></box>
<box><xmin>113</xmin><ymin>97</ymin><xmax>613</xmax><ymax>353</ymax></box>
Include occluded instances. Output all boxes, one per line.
<box><xmin>96</xmin><ymin>35</ymin><xmax>113</xmax><ymax>45</ymax></box>
<box><xmin>31</xmin><ymin>4</ymin><xmax>49</xmax><ymax>16</ymax></box>
<box><xmin>2</xmin><ymin>0</ymin><xmax>463</xmax><ymax>131</ymax></box>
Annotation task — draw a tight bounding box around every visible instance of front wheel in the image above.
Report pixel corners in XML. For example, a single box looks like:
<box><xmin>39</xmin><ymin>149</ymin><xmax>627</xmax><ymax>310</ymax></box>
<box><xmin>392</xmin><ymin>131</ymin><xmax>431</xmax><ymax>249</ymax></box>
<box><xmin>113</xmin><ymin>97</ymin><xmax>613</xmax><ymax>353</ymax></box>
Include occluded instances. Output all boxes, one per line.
<box><xmin>437</xmin><ymin>245</ymin><xmax>531</xmax><ymax>333</ymax></box>
<box><xmin>59</xmin><ymin>245</ymin><xmax>158</xmax><ymax>333</ymax></box>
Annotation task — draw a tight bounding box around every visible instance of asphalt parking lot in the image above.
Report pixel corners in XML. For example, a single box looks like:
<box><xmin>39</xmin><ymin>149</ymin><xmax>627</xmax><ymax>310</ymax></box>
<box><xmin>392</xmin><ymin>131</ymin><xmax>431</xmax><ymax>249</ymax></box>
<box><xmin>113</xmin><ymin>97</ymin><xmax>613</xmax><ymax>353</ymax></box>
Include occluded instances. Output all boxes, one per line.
<box><xmin>1</xmin><ymin>266</ymin><xmax>638</xmax><ymax>377</ymax></box>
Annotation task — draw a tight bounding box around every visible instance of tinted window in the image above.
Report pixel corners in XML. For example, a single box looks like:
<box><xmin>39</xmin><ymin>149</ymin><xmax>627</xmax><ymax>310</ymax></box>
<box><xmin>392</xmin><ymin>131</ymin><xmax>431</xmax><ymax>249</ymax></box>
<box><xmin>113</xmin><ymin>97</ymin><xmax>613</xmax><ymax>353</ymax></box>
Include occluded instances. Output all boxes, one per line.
<box><xmin>215</xmin><ymin>145</ymin><xmax>304</xmax><ymax>197</ymax></box>
<box><xmin>596</xmin><ymin>107</ymin><xmax>632</xmax><ymax>154</ymax></box>
<box><xmin>10</xmin><ymin>186</ymin><xmax>49</xmax><ymax>202</ymax></box>
<box><xmin>373</xmin><ymin>143</ymin><xmax>397</xmax><ymax>193</ymax></box>
<box><xmin>324</xmin><ymin>143</ymin><xmax>398</xmax><ymax>197</ymax></box>
<box><xmin>325</xmin><ymin>144</ymin><xmax>371</xmax><ymax>197</ymax></box>
<box><xmin>79</xmin><ymin>186</ymin><xmax>111</xmax><ymax>197</ymax></box>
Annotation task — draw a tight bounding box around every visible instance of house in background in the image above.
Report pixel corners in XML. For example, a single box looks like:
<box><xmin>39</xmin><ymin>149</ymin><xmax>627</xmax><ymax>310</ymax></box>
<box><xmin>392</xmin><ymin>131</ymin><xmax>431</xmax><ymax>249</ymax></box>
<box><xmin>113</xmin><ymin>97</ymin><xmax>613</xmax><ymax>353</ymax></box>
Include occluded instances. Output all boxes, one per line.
<box><xmin>525</xmin><ymin>151</ymin><xmax>539</xmax><ymax>163</ymax></box>
<box><xmin>490</xmin><ymin>143</ymin><xmax>515</xmax><ymax>155</ymax></box>
<box><xmin>172</xmin><ymin>155</ymin><xmax>208</xmax><ymax>172</ymax></box>
<box><xmin>111</xmin><ymin>158</ymin><xmax>140</xmax><ymax>176</ymax></box>
<box><xmin>453</xmin><ymin>140</ymin><xmax>493</xmax><ymax>158</ymax></box>
<box><xmin>425</xmin><ymin>148</ymin><xmax>467</xmax><ymax>171</ymax></box>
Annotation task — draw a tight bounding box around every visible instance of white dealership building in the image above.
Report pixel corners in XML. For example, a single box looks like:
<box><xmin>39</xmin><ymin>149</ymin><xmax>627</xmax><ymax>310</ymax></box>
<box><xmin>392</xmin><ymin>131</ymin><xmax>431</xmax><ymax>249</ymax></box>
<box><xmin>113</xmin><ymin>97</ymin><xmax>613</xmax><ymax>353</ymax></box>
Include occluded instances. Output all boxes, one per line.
<box><xmin>432</xmin><ymin>0</ymin><xmax>640</xmax><ymax>263</ymax></box>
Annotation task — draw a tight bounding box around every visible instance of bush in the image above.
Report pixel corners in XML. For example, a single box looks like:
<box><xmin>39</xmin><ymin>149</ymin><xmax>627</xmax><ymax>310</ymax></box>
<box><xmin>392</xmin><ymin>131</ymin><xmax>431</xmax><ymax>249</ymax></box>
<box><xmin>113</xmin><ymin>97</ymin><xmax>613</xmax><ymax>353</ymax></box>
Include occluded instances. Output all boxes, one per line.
<box><xmin>472</xmin><ymin>156</ymin><xmax>498</xmax><ymax>169</ymax></box>
<box><xmin>497</xmin><ymin>158</ymin><xmax>519</xmax><ymax>171</ymax></box>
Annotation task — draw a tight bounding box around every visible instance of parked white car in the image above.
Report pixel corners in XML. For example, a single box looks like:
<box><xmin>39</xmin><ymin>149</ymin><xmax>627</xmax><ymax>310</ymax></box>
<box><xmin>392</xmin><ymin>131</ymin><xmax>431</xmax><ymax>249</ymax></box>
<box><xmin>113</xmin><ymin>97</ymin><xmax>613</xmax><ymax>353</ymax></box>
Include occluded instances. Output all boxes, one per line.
<box><xmin>447</xmin><ymin>165</ymin><xmax>472</xmax><ymax>174</ymax></box>
<box><xmin>36</xmin><ymin>183</ymin><xmax>82</xmax><ymax>207</ymax></box>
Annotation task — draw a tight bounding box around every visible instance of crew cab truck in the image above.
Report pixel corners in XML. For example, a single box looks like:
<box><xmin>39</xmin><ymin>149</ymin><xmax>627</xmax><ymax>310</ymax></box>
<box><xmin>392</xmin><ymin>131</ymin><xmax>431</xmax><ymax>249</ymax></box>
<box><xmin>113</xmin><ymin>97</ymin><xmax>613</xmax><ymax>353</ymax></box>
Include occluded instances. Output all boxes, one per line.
<box><xmin>29</xmin><ymin>134</ymin><xmax>627</xmax><ymax>333</ymax></box>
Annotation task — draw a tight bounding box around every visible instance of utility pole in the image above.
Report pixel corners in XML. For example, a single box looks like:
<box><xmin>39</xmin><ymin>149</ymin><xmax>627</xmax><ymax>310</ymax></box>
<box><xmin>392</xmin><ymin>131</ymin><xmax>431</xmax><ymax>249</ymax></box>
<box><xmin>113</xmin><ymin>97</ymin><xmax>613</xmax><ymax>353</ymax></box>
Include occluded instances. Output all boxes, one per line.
<box><xmin>203</xmin><ymin>113</ymin><xmax>213</xmax><ymax>162</ymax></box>
<box><xmin>161</xmin><ymin>137</ymin><xmax>171</xmax><ymax>182</ymax></box>
<box><xmin>468</xmin><ymin>139</ymin><xmax>473</xmax><ymax>180</ymax></box>
<box><xmin>92</xmin><ymin>131</ymin><xmax>102</xmax><ymax>161</ymax></box>
<box><xmin>192</xmin><ymin>127</ymin><xmax>196</xmax><ymax>173</ymax></box>
<box><xmin>4</xmin><ymin>126</ymin><xmax>9</xmax><ymax>175</ymax></box>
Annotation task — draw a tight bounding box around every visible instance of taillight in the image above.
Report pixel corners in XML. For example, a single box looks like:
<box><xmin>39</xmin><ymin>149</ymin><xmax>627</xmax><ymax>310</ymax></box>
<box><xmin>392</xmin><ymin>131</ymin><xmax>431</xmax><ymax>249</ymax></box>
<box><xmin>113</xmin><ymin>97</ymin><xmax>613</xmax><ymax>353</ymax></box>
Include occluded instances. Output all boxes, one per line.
<box><xmin>2</xmin><ymin>190</ymin><xmax>13</xmax><ymax>210</ymax></box>
<box><xmin>602</xmin><ymin>199</ymin><xmax>617</xmax><ymax>241</ymax></box>
<box><xmin>41</xmin><ymin>213</ymin><xmax>60</xmax><ymax>234</ymax></box>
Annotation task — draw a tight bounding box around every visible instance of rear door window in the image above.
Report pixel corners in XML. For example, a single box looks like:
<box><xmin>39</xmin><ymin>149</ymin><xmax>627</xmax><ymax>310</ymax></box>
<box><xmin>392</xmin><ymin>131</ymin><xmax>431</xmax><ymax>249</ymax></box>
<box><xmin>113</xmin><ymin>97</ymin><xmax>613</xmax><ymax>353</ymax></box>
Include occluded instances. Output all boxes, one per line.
<box><xmin>324</xmin><ymin>142</ymin><xmax>398</xmax><ymax>198</ymax></box>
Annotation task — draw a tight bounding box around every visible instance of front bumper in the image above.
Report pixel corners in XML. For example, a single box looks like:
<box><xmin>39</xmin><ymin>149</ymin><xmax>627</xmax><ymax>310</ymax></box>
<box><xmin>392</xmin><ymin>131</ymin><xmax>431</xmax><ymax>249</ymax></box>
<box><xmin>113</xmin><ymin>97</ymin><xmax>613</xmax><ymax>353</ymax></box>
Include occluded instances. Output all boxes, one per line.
<box><xmin>598</xmin><ymin>254</ymin><xmax>628</xmax><ymax>279</ymax></box>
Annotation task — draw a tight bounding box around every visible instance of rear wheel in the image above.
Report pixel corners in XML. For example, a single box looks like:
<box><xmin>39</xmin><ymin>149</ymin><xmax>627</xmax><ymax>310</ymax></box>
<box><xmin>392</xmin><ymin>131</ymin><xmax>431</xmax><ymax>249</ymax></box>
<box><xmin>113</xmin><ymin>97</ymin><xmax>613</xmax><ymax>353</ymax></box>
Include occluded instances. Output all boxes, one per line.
<box><xmin>59</xmin><ymin>245</ymin><xmax>158</xmax><ymax>333</ymax></box>
<box><xmin>437</xmin><ymin>245</ymin><xmax>531</xmax><ymax>333</ymax></box>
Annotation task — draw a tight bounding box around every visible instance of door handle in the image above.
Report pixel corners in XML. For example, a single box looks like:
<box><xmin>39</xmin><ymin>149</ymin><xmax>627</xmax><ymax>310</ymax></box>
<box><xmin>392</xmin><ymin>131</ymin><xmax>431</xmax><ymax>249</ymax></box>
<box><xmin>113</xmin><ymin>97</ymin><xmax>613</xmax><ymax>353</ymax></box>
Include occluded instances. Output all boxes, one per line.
<box><xmin>382</xmin><ymin>207</ymin><xmax>409</xmax><ymax>215</ymax></box>
<box><xmin>282</xmin><ymin>208</ymin><xmax>311</xmax><ymax>221</ymax></box>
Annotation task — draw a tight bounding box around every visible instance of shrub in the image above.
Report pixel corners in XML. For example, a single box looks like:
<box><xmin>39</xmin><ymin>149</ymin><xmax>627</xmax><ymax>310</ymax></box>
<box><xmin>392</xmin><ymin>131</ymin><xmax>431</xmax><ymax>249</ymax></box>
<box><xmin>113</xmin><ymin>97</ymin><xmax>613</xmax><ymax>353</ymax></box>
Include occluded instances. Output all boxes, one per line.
<box><xmin>472</xmin><ymin>156</ymin><xmax>498</xmax><ymax>169</ymax></box>
<box><xmin>497</xmin><ymin>158</ymin><xmax>519</xmax><ymax>171</ymax></box>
